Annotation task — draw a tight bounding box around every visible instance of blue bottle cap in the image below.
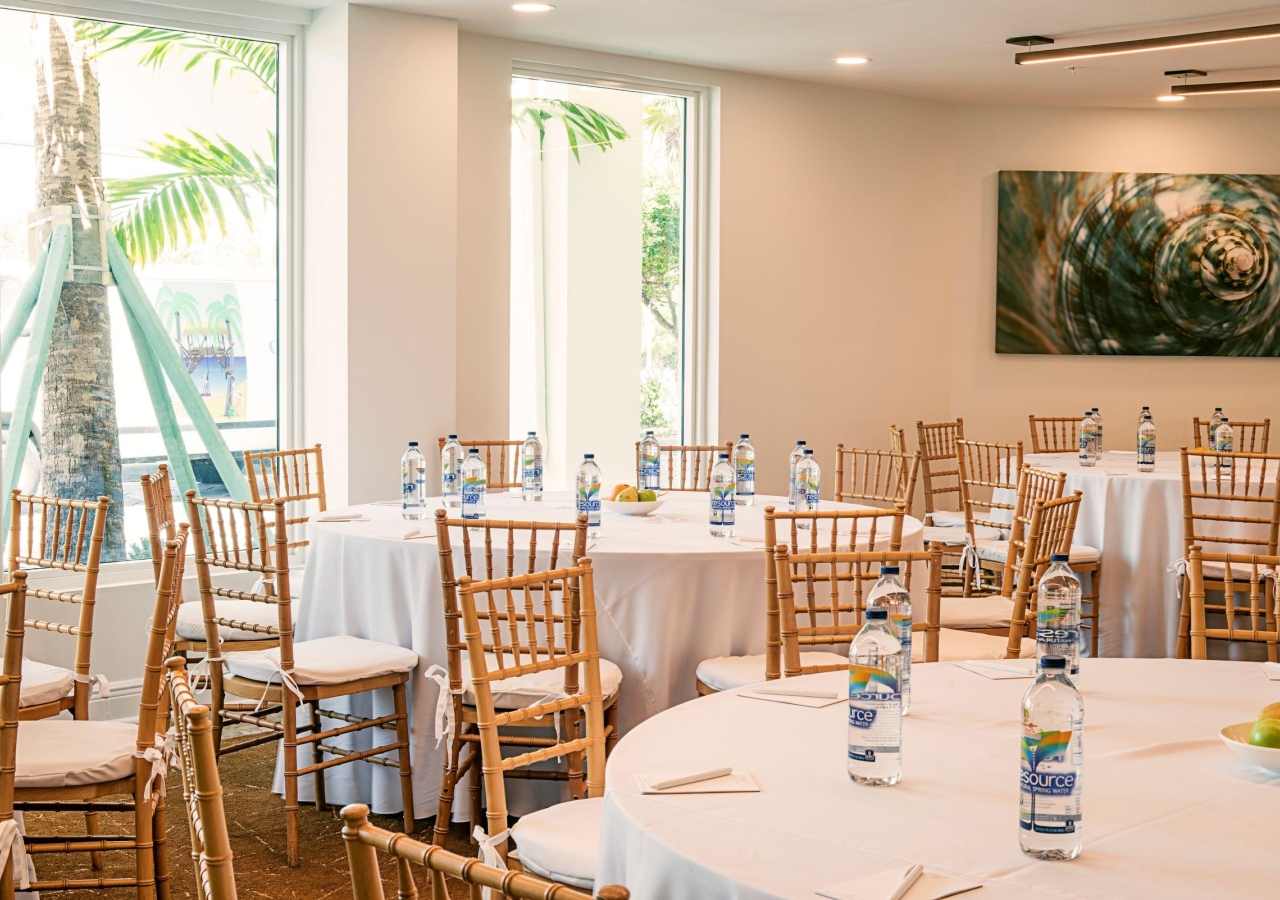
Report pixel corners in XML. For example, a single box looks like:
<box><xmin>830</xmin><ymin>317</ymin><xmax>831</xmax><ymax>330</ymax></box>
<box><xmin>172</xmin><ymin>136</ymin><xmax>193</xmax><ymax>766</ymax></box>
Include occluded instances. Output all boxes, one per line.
<box><xmin>880</xmin><ymin>565</ymin><xmax>899</xmax><ymax>575</ymax></box>
<box><xmin>797</xmin><ymin>440</ymin><xmax>806</xmax><ymax>446</ymax></box>
<box><xmin>719</xmin><ymin>452</ymin><xmax>729</xmax><ymax>459</ymax></box>
<box><xmin>866</xmin><ymin>608</ymin><xmax>888</xmax><ymax>620</ymax></box>
<box><xmin>1041</xmin><ymin>656</ymin><xmax>1067</xmax><ymax>670</ymax></box>
<box><xmin>803</xmin><ymin>448</ymin><xmax>813</xmax><ymax>455</ymax></box>
<box><xmin>1050</xmin><ymin>553</ymin><xmax>1070</xmax><ymax>563</ymax></box>
<box><xmin>448</xmin><ymin>434</ymin><xmax>458</xmax><ymax>439</ymax></box>
<box><xmin>408</xmin><ymin>441</ymin><xmax>418</xmax><ymax>446</ymax></box>
<box><xmin>584</xmin><ymin>453</ymin><xmax>594</xmax><ymax>459</ymax></box>
<box><xmin>527</xmin><ymin>431</ymin><xmax>536</xmax><ymax>436</ymax></box>
<box><xmin>468</xmin><ymin>447</ymin><xmax>479</xmax><ymax>454</ymax></box>
<box><xmin>740</xmin><ymin>433</ymin><xmax>749</xmax><ymax>439</ymax></box>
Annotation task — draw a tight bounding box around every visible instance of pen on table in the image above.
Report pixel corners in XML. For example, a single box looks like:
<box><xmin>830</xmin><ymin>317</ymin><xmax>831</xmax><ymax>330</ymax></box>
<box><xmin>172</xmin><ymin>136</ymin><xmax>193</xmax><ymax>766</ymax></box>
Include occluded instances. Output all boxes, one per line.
<box><xmin>751</xmin><ymin>686</ymin><xmax>840</xmax><ymax>700</ymax></box>
<box><xmin>651</xmin><ymin>767</ymin><xmax>733</xmax><ymax>791</ymax></box>
<box><xmin>403</xmin><ymin>529</ymin><xmax>421</xmax><ymax>540</ymax></box>
<box><xmin>887</xmin><ymin>864</ymin><xmax>923</xmax><ymax>900</ymax></box>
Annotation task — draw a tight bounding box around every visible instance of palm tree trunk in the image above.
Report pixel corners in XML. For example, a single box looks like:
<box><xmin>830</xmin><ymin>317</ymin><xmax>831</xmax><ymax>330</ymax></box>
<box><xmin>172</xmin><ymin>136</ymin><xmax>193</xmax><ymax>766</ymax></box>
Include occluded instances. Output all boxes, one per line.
<box><xmin>32</xmin><ymin>16</ymin><xmax>125</xmax><ymax>559</ymax></box>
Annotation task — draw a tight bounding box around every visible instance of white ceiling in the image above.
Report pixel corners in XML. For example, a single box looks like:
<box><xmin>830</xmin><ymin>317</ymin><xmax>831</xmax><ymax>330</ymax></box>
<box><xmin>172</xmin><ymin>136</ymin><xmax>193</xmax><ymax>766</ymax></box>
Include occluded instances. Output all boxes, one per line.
<box><xmin>288</xmin><ymin>0</ymin><xmax>1280</xmax><ymax>108</ymax></box>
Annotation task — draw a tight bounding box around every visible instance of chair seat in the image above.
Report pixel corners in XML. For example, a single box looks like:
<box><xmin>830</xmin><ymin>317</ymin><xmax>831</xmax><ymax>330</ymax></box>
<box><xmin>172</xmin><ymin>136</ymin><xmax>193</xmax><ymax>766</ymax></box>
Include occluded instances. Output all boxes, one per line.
<box><xmin>1068</xmin><ymin>545</ymin><xmax>1101</xmax><ymax>565</ymax></box>
<box><xmin>974</xmin><ymin>541</ymin><xmax>1100</xmax><ymax>566</ymax></box>
<box><xmin>16</xmin><ymin>720</ymin><xmax>138</xmax><ymax>788</ymax></box>
<box><xmin>462</xmin><ymin>655</ymin><xmax>623</xmax><ymax>710</ymax></box>
<box><xmin>511</xmin><ymin>796</ymin><xmax>603</xmax><ymax>890</ymax></box>
<box><xmin>940</xmin><ymin>595</ymin><xmax>1014</xmax><ymax>629</ymax></box>
<box><xmin>176</xmin><ymin>600</ymin><xmax>290</xmax><ymax>642</ymax></box>
<box><xmin>1197</xmin><ymin>560</ymin><xmax>1274</xmax><ymax>581</ymax></box>
<box><xmin>224</xmin><ymin>635</ymin><xmax>419</xmax><ymax>686</ymax></box>
<box><xmin>914</xmin><ymin>628</ymin><xmax>1035</xmax><ymax>663</ymax></box>
<box><xmin>694</xmin><ymin>652</ymin><xmax>846</xmax><ymax>692</ymax></box>
<box><xmin>922</xmin><ymin>524</ymin><xmax>1001</xmax><ymax>546</ymax></box>
<box><xmin>0</xmin><ymin>658</ymin><xmax>74</xmax><ymax>708</ymax></box>
<box><xmin>928</xmin><ymin>511</ymin><xmax>966</xmax><ymax>528</ymax></box>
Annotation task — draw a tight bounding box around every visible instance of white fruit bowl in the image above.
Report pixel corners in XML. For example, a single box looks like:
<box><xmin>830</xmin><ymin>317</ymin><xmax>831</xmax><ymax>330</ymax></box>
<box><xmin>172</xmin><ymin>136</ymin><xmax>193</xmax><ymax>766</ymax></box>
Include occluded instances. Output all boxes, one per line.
<box><xmin>1220</xmin><ymin>722</ymin><xmax>1280</xmax><ymax>775</ymax></box>
<box><xmin>602</xmin><ymin>498</ymin><xmax>666</xmax><ymax>517</ymax></box>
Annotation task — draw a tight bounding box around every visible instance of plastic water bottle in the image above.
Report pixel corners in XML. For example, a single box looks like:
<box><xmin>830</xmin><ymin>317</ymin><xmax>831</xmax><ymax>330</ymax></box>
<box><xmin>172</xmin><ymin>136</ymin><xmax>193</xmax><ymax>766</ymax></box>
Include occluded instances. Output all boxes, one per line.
<box><xmin>521</xmin><ymin>431</ymin><xmax>544</xmax><ymax>502</ymax></box>
<box><xmin>1137</xmin><ymin>412</ymin><xmax>1156</xmax><ymax>472</ymax></box>
<box><xmin>638</xmin><ymin>431</ymin><xmax>661</xmax><ymax>492</ymax></box>
<box><xmin>709</xmin><ymin>453</ymin><xmax>736</xmax><ymax>537</ymax></box>
<box><xmin>441</xmin><ymin>435</ymin><xmax>464</xmax><ymax>508</ymax></box>
<box><xmin>1209</xmin><ymin>408</ymin><xmax>1224</xmax><ymax>451</ymax></box>
<box><xmin>1036</xmin><ymin>554</ymin><xmax>1081</xmax><ymax>686</ymax></box>
<box><xmin>576</xmin><ymin>454</ymin><xmax>602</xmax><ymax>538</ymax></box>
<box><xmin>1135</xmin><ymin>406</ymin><xmax>1150</xmax><ymax>426</ymax></box>
<box><xmin>866</xmin><ymin>566</ymin><xmax>912</xmax><ymax>715</ymax></box>
<box><xmin>791</xmin><ymin>449</ymin><xmax>820</xmax><ymax>528</ymax></box>
<box><xmin>787</xmin><ymin>440</ymin><xmax>807</xmax><ymax>511</ymax></box>
<box><xmin>1020</xmin><ymin>655</ymin><xmax>1084</xmax><ymax>860</ymax></box>
<box><xmin>848</xmin><ymin>607</ymin><xmax>903</xmax><ymax>786</ymax></box>
<box><xmin>732</xmin><ymin>434</ymin><xmax>755</xmax><ymax>507</ymax></box>
<box><xmin>460</xmin><ymin>448</ymin><xmax>487</xmax><ymax>521</ymax></box>
<box><xmin>1216</xmin><ymin>417</ymin><xmax>1234</xmax><ymax>470</ymax></box>
<box><xmin>1091</xmin><ymin>407</ymin><xmax>1103</xmax><ymax>452</ymax></box>
<box><xmin>1077</xmin><ymin>411</ymin><xmax>1097</xmax><ymax>467</ymax></box>
<box><xmin>401</xmin><ymin>442</ymin><xmax>427</xmax><ymax>520</ymax></box>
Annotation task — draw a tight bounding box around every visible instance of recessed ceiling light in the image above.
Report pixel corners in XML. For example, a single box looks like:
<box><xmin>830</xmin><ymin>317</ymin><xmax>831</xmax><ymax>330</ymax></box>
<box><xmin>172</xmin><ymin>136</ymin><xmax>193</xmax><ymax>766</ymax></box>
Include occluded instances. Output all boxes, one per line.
<box><xmin>1156</xmin><ymin>94</ymin><xmax>1185</xmax><ymax>102</ymax></box>
<box><xmin>835</xmin><ymin>57</ymin><xmax>870</xmax><ymax>66</ymax></box>
<box><xmin>512</xmin><ymin>3</ymin><xmax>554</xmax><ymax>11</ymax></box>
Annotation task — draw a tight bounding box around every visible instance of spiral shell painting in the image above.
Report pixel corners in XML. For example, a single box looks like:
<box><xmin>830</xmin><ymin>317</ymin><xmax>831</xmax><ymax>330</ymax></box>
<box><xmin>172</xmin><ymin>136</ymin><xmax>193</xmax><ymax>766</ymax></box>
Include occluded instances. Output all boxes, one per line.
<box><xmin>996</xmin><ymin>170</ymin><xmax>1280</xmax><ymax>356</ymax></box>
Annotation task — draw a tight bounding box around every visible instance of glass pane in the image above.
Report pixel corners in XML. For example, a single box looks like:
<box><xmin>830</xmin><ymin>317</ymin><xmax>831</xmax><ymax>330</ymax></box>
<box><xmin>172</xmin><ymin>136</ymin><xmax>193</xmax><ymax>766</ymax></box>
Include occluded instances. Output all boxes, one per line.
<box><xmin>0</xmin><ymin>13</ymin><xmax>280</xmax><ymax>562</ymax></box>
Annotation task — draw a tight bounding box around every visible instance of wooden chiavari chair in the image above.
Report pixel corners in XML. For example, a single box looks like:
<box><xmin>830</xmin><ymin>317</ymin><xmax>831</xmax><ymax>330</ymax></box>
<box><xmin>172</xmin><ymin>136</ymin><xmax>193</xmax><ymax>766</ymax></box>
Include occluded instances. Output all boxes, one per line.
<box><xmin>955</xmin><ymin>439</ymin><xmax>1024</xmax><ymax>596</ymax></box>
<box><xmin>1028</xmin><ymin>415</ymin><xmax>1081</xmax><ymax>454</ymax></box>
<box><xmin>889</xmin><ymin>425</ymin><xmax>906</xmax><ymax>454</ymax></box>
<box><xmin>0</xmin><ymin>573</ymin><xmax>29</xmax><ymax>900</ymax></box>
<box><xmin>634</xmin><ymin>442</ymin><xmax>733</xmax><ymax>491</ymax></box>
<box><xmin>140</xmin><ymin>467</ymin><xmax>280</xmax><ymax>664</ymax></box>
<box><xmin>1005</xmin><ymin>493</ymin><xmax>1084</xmax><ymax>659</ymax></box>
<box><xmin>431</xmin><ymin>510</ymin><xmax>620</xmax><ymax>847</ymax></box>
<box><xmin>834</xmin><ymin>446</ymin><xmax>920</xmax><ymax>515</ymax></box>
<box><xmin>694</xmin><ymin>505</ymin><xmax>906</xmax><ymax>694</ymax></box>
<box><xmin>915</xmin><ymin>419</ymin><xmax>965</xmax><ymax>528</ymax></box>
<box><xmin>14</xmin><ymin>526</ymin><xmax>187</xmax><ymax>899</ymax></box>
<box><xmin>440</xmin><ymin>439</ymin><xmax>522</xmax><ymax>491</ymax></box>
<box><xmin>1186</xmin><ymin>546</ymin><xmax>1279</xmax><ymax>661</ymax></box>
<box><xmin>166</xmin><ymin>658</ymin><xmax>238</xmax><ymax>900</ymax></box>
<box><xmin>1176</xmin><ymin>448</ymin><xmax>1280</xmax><ymax>658</ymax></box>
<box><xmin>458</xmin><ymin>561</ymin><xmax>609</xmax><ymax>890</ymax></box>
<box><xmin>186</xmin><ymin>494</ymin><xmax>418</xmax><ymax>866</ymax></box>
<box><xmin>1192</xmin><ymin>417</ymin><xmax>1270</xmax><ymax>453</ymax></box>
<box><xmin>243</xmin><ymin>443</ymin><xmax>328</xmax><ymax>555</ymax></box>
<box><xmin>342</xmin><ymin>804</ymin><xmax>629</xmax><ymax>900</ymax></box>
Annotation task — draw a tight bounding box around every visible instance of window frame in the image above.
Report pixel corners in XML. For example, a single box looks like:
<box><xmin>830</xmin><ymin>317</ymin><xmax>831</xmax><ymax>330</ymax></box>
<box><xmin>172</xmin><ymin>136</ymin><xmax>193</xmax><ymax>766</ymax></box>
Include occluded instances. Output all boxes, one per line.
<box><xmin>510</xmin><ymin>61</ymin><xmax>716</xmax><ymax>445</ymax></box>
<box><xmin>1</xmin><ymin>0</ymin><xmax>304</xmax><ymax>583</ymax></box>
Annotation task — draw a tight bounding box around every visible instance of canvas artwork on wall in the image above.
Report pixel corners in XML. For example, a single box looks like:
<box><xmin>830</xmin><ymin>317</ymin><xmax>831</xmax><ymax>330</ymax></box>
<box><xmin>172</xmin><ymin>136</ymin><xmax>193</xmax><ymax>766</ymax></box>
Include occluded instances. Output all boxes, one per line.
<box><xmin>996</xmin><ymin>170</ymin><xmax>1280</xmax><ymax>356</ymax></box>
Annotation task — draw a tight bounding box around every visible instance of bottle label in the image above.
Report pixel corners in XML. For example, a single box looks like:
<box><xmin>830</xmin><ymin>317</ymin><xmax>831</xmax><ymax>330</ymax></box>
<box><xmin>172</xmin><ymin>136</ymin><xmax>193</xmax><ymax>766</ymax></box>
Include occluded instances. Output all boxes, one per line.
<box><xmin>735</xmin><ymin>460</ymin><xmax>755</xmax><ymax>495</ymax></box>
<box><xmin>891</xmin><ymin>614</ymin><xmax>912</xmax><ymax>697</ymax></box>
<box><xmin>1138</xmin><ymin>435</ymin><xmax>1155</xmax><ymax>465</ymax></box>
<box><xmin>710</xmin><ymin>484</ymin><xmax>736</xmax><ymax>526</ymax></box>
<box><xmin>461</xmin><ymin>476</ymin><xmax>486</xmax><ymax>518</ymax></box>
<box><xmin>402</xmin><ymin>477</ymin><xmax>416</xmax><ymax>498</ymax></box>
<box><xmin>1219</xmin><ymin>436</ymin><xmax>1233</xmax><ymax>466</ymax></box>
<box><xmin>577</xmin><ymin>482</ymin><xmax>601</xmax><ymax>522</ymax></box>
<box><xmin>442</xmin><ymin>462</ymin><xmax>458</xmax><ymax>493</ymax></box>
<box><xmin>640</xmin><ymin>452</ymin><xmax>660</xmax><ymax>480</ymax></box>
<box><xmin>1020</xmin><ymin>722</ymin><xmax>1084</xmax><ymax>834</ymax></box>
<box><xmin>522</xmin><ymin>454</ymin><xmax>543</xmax><ymax>488</ymax></box>
<box><xmin>848</xmin><ymin>665</ymin><xmax>901</xmax><ymax>761</ymax></box>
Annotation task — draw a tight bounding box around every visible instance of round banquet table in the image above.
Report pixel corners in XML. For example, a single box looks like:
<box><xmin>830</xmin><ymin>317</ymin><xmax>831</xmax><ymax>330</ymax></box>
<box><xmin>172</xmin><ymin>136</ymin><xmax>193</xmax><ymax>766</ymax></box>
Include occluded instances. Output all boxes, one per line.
<box><xmin>1019</xmin><ymin>449</ymin><xmax>1277</xmax><ymax>659</ymax></box>
<box><xmin>278</xmin><ymin>491</ymin><xmax>922</xmax><ymax>817</ymax></box>
<box><xmin>598</xmin><ymin>658</ymin><xmax>1280</xmax><ymax>900</ymax></box>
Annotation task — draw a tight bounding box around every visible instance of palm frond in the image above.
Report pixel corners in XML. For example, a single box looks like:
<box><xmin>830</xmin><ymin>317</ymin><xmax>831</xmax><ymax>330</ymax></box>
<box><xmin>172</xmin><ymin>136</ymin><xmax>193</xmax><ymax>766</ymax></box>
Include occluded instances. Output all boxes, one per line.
<box><xmin>512</xmin><ymin>98</ymin><xmax>629</xmax><ymax>162</ymax></box>
<box><xmin>74</xmin><ymin>20</ymin><xmax>277</xmax><ymax>91</ymax></box>
<box><xmin>105</xmin><ymin>130</ymin><xmax>277</xmax><ymax>267</ymax></box>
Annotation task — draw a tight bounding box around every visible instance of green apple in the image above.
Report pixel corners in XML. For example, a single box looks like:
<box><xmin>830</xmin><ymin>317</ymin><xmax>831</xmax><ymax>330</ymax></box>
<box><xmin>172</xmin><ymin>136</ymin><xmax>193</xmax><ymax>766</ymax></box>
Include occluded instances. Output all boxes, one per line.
<box><xmin>1248</xmin><ymin>718</ymin><xmax>1280</xmax><ymax>749</ymax></box>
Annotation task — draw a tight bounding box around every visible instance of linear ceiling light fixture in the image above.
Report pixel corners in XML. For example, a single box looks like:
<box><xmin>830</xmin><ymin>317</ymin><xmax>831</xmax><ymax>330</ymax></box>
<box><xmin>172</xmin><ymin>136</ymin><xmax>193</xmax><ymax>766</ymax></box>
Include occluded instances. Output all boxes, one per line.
<box><xmin>1173</xmin><ymin>78</ymin><xmax>1280</xmax><ymax>96</ymax></box>
<box><xmin>1013</xmin><ymin>23</ymin><xmax>1280</xmax><ymax>65</ymax></box>
<box><xmin>1159</xmin><ymin>69</ymin><xmax>1204</xmax><ymax>102</ymax></box>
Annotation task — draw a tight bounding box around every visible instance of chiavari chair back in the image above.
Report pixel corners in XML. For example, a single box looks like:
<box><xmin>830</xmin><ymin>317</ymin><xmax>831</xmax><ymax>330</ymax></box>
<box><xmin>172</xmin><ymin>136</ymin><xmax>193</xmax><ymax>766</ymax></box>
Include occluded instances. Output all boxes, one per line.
<box><xmin>889</xmin><ymin>424</ymin><xmax>907</xmax><ymax>454</ymax></box>
<box><xmin>243</xmin><ymin>444</ymin><xmax>328</xmax><ymax>552</ymax></box>
<box><xmin>1185</xmin><ymin>546</ymin><xmax>1279</xmax><ymax>661</ymax></box>
<box><xmin>915</xmin><ymin>418</ymin><xmax>965</xmax><ymax>525</ymax></box>
<box><xmin>440</xmin><ymin>439</ymin><xmax>522</xmax><ymax>491</ymax></box>
<box><xmin>956</xmin><ymin>439</ymin><xmax>1023</xmax><ymax>535</ymax></box>
<box><xmin>1005</xmin><ymin>492</ymin><xmax>1082</xmax><ymax>658</ymax></box>
<box><xmin>1192</xmin><ymin>417</ymin><xmax>1270</xmax><ymax>453</ymax></box>
<box><xmin>6</xmin><ymin>489</ymin><xmax>109</xmax><ymax>721</ymax></box>
<box><xmin>1028</xmin><ymin>415</ymin><xmax>1081</xmax><ymax>454</ymax></box>
<box><xmin>0</xmin><ymin>572</ymin><xmax>27</xmax><ymax>900</ymax></box>
<box><xmin>994</xmin><ymin>466</ymin><xmax>1068</xmax><ymax>588</ymax></box>
<box><xmin>834</xmin><ymin>446</ymin><xmax>921</xmax><ymax>515</ymax></box>
<box><xmin>141</xmin><ymin>464</ymin><xmax>178</xmax><ymax>586</ymax></box>
<box><xmin>772</xmin><ymin>545</ymin><xmax>944</xmax><ymax>676</ymax></box>
<box><xmin>634</xmin><ymin>442</ymin><xmax>734</xmax><ymax>491</ymax></box>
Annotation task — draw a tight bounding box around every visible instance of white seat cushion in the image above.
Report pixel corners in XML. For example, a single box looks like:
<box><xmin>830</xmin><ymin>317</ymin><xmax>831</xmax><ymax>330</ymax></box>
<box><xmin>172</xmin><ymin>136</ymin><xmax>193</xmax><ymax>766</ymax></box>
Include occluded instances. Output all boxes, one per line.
<box><xmin>462</xmin><ymin>655</ymin><xmax>622</xmax><ymax>710</ymax></box>
<box><xmin>694</xmin><ymin>652</ymin><xmax>846</xmax><ymax>692</ymax></box>
<box><xmin>913</xmin><ymin>628</ymin><xmax>1035</xmax><ymax>663</ymax></box>
<box><xmin>511</xmin><ymin>797</ymin><xmax>602</xmax><ymax>890</ymax></box>
<box><xmin>224</xmin><ymin>635</ymin><xmax>418</xmax><ymax>686</ymax></box>
<box><xmin>928</xmin><ymin>510</ymin><xmax>966</xmax><ymax>528</ymax></box>
<box><xmin>17</xmin><ymin>720</ymin><xmax>138</xmax><ymax>788</ymax></box>
<box><xmin>176</xmin><ymin>600</ymin><xmax>290</xmax><ymax>642</ymax></box>
<box><xmin>939</xmin><ymin>595</ymin><xmax>1014</xmax><ymax>629</ymax></box>
<box><xmin>0</xmin><ymin>659</ymin><xmax>74</xmax><ymax>708</ymax></box>
<box><xmin>975</xmin><ymin>539</ymin><xmax>1009</xmax><ymax>563</ymax></box>
<box><xmin>922</xmin><ymin>524</ymin><xmax>1001</xmax><ymax>546</ymax></box>
<box><xmin>1068</xmin><ymin>544</ymin><xmax>1101</xmax><ymax>565</ymax></box>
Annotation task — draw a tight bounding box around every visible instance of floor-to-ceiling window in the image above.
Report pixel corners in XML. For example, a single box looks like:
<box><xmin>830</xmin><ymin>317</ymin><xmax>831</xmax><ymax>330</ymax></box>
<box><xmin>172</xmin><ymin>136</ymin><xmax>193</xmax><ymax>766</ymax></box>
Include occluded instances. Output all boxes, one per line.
<box><xmin>0</xmin><ymin>9</ymin><xmax>285</xmax><ymax>561</ymax></box>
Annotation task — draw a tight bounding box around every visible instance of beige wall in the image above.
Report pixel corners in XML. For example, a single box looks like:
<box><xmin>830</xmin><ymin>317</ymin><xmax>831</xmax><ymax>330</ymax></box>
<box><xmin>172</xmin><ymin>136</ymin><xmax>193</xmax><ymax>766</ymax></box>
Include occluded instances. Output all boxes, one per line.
<box><xmin>950</xmin><ymin>105</ymin><xmax>1280</xmax><ymax>448</ymax></box>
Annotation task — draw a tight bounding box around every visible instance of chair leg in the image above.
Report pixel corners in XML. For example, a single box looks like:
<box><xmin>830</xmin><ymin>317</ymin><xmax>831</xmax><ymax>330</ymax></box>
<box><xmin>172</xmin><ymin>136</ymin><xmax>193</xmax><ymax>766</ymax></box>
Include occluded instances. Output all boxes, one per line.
<box><xmin>468</xmin><ymin>743</ymin><xmax>483</xmax><ymax>845</ymax></box>
<box><xmin>604</xmin><ymin>701</ymin><xmax>620</xmax><ymax>757</ymax></box>
<box><xmin>565</xmin><ymin>707</ymin><xmax>585</xmax><ymax>801</ymax></box>
<box><xmin>85</xmin><ymin>809</ymin><xmax>105</xmax><ymax>871</ymax></box>
<box><xmin>434</xmin><ymin>725</ymin><xmax>464</xmax><ymax>846</ymax></box>
<box><xmin>282</xmin><ymin>695</ymin><xmax>300</xmax><ymax>867</ymax></box>
<box><xmin>1177</xmin><ymin>574</ymin><xmax>1191</xmax><ymax>659</ymax></box>
<box><xmin>153</xmin><ymin>792</ymin><xmax>171</xmax><ymax>900</ymax></box>
<box><xmin>134</xmin><ymin>793</ymin><xmax>158</xmax><ymax>900</ymax></box>
<box><xmin>392</xmin><ymin>683</ymin><xmax>415</xmax><ymax>836</ymax></box>
<box><xmin>307</xmin><ymin>700</ymin><xmax>326</xmax><ymax>811</ymax></box>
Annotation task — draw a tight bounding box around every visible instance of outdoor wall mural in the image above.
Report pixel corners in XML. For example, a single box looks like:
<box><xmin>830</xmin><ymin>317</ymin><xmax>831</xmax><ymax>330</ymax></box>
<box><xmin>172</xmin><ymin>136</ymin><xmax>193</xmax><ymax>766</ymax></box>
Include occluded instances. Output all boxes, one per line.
<box><xmin>996</xmin><ymin>170</ymin><xmax>1280</xmax><ymax>356</ymax></box>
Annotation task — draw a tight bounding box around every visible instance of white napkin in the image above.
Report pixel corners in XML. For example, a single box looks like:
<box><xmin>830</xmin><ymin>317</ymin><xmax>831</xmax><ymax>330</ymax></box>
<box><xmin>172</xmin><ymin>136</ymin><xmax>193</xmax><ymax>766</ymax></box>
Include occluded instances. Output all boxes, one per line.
<box><xmin>952</xmin><ymin>660</ymin><xmax>1034</xmax><ymax>680</ymax></box>
<box><xmin>1261</xmin><ymin>662</ymin><xmax>1280</xmax><ymax>682</ymax></box>
<box><xmin>318</xmin><ymin>513</ymin><xmax>368</xmax><ymax>522</ymax></box>
<box><xmin>740</xmin><ymin>689</ymin><xmax>844</xmax><ymax>708</ymax></box>
<box><xmin>634</xmin><ymin>772</ymin><xmax>759</xmax><ymax>795</ymax></box>
<box><xmin>816</xmin><ymin>866</ymin><xmax>981</xmax><ymax>900</ymax></box>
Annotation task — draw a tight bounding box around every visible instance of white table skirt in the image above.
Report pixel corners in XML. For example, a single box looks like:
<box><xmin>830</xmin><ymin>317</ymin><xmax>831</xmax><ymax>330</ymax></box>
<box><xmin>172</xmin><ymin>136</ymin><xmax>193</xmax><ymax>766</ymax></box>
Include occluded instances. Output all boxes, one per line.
<box><xmin>599</xmin><ymin>658</ymin><xmax>1280</xmax><ymax>900</ymax></box>
<box><xmin>1020</xmin><ymin>450</ymin><xmax>1276</xmax><ymax>658</ymax></box>
<box><xmin>275</xmin><ymin>492</ymin><xmax>922</xmax><ymax>817</ymax></box>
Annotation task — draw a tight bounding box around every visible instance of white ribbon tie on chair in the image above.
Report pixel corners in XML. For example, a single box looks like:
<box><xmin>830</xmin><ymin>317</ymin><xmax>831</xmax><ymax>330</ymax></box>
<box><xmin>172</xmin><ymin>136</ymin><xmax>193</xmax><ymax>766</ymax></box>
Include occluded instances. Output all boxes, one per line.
<box><xmin>73</xmin><ymin>672</ymin><xmax>111</xmax><ymax>718</ymax></box>
<box><xmin>187</xmin><ymin>654</ymin><xmax>227</xmax><ymax>691</ymax></box>
<box><xmin>424</xmin><ymin>665</ymin><xmax>462</xmax><ymax>749</ymax></box>
<box><xmin>255</xmin><ymin>658</ymin><xmax>303</xmax><ymax>712</ymax></box>
<box><xmin>135</xmin><ymin>731</ymin><xmax>175</xmax><ymax>801</ymax></box>
<box><xmin>959</xmin><ymin>534</ymin><xmax>981</xmax><ymax>591</ymax></box>
<box><xmin>473</xmin><ymin>826</ymin><xmax>510</xmax><ymax>900</ymax></box>
<box><xmin>0</xmin><ymin>818</ymin><xmax>30</xmax><ymax>890</ymax></box>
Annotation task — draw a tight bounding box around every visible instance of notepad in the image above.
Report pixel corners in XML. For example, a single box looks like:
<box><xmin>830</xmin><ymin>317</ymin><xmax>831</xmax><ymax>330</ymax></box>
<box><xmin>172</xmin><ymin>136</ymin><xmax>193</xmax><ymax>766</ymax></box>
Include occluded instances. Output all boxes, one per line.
<box><xmin>740</xmin><ymin>689</ymin><xmax>844</xmax><ymax>708</ymax></box>
<box><xmin>816</xmin><ymin>867</ymin><xmax>981</xmax><ymax>900</ymax></box>
<box><xmin>634</xmin><ymin>772</ymin><xmax>759</xmax><ymax>795</ymax></box>
<box><xmin>952</xmin><ymin>661</ymin><xmax>1034</xmax><ymax>680</ymax></box>
<box><xmin>1261</xmin><ymin>662</ymin><xmax>1280</xmax><ymax>682</ymax></box>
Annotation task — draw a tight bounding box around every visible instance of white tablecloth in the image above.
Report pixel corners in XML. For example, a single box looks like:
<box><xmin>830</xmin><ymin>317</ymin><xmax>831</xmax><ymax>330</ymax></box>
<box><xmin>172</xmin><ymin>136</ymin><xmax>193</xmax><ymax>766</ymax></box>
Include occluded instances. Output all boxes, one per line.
<box><xmin>599</xmin><ymin>658</ymin><xmax>1280</xmax><ymax>900</ymax></box>
<box><xmin>1021</xmin><ymin>450</ymin><xmax>1276</xmax><ymax>658</ymax></box>
<box><xmin>281</xmin><ymin>492</ymin><xmax>922</xmax><ymax>817</ymax></box>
